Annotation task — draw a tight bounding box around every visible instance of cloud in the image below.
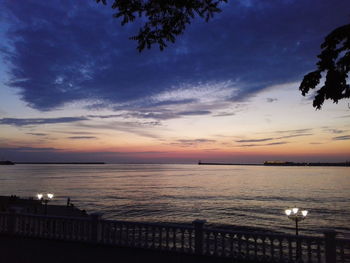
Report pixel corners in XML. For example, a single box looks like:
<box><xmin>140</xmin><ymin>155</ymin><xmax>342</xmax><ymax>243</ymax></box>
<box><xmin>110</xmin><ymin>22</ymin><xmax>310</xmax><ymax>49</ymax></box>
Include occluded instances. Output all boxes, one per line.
<box><xmin>0</xmin><ymin>146</ymin><xmax>61</xmax><ymax>152</ymax></box>
<box><xmin>27</xmin><ymin>133</ymin><xmax>47</xmax><ymax>136</ymax></box>
<box><xmin>236</xmin><ymin>138</ymin><xmax>274</xmax><ymax>143</ymax></box>
<box><xmin>333</xmin><ymin>135</ymin><xmax>350</xmax><ymax>141</ymax></box>
<box><xmin>235</xmin><ymin>131</ymin><xmax>313</xmax><ymax>145</ymax></box>
<box><xmin>240</xmin><ymin>142</ymin><xmax>288</xmax><ymax>147</ymax></box>
<box><xmin>125</xmin><ymin>111</ymin><xmax>174</xmax><ymax>120</ymax></box>
<box><xmin>171</xmin><ymin>139</ymin><xmax>216</xmax><ymax>147</ymax></box>
<box><xmin>266</xmin><ymin>98</ymin><xmax>278</xmax><ymax>103</ymax></box>
<box><xmin>274</xmin><ymin>129</ymin><xmax>313</xmax><ymax>134</ymax></box>
<box><xmin>275</xmin><ymin>133</ymin><xmax>313</xmax><ymax>139</ymax></box>
<box><xmin>236</xmin><ymin>132</ymin><xmax>313</xmax><ymax>143</ymax></box>
<box><xmin>146</xmin><ymin>99</ymin><xmax>198</xmax><ymax>107</ymax></box>
<box><xmin>77</xmin><ymin>121</ymin><xmax>162</xmax><ymax>139</ymax></box>
<box><xmin>338</xmin><ymin>115</ymin><xmax>350</xmax><ymax>119</ymax></box>
<box><xmin>265</xmin><ymin>142</ymin><xmax>288</xmax><ymax>146</ymax></box>
<box><xmin>56</xmin><ymin>131</ymin><xmax>97</xmax><ymax>135</ymax></box>
<box><xmin>2</xmin><ymin>0</ymin><xmax>348</xmax><ymax>111</ymax></box>
<box><xmin>0</xmin><ymin>117</ymin><xmax>88</xmax><ymax>126</ymax></box>
<box><xmin>68</xmin><ymin>136</ymin><xmax>97</xmax><ymax>140</ymax></box>
<box><xmin>124</xmin><ymin>108</ymin><xmax>212</xmax><ymax>121</ymax></box>
<box><xmin>87</xmin><ymin>114</ymin><xmax>123</xmax><ymax>119</ymax></box>
<box><xmin>322</xmin><ymin>128</ymin><xmax>345</xmax><ymax>134</ymax></box>
<box><xmin>178</xmin><ymin>110</ymin><xmax>211</xmax><ymax>116</ymax></box>
<box><xmin>213</xmin><ymin>112</ymin><xmax>235</xmax><ymax>117</ymax></box>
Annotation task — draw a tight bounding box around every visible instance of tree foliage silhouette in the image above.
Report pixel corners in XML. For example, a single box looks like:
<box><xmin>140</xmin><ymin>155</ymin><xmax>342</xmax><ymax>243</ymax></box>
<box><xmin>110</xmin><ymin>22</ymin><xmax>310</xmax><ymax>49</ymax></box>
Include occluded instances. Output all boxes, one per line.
<box><xmin>96</xmin><ymin>0</ymin><xmax>227</xmax><ymax>51</ymax></box>
<box><xmin>299</xmin><ymin>24</ymin><xmax>350</xmax><ymax>109</ymax></box>
<box><xmin>96</xmin><ymin>1</ymin><xmax>349</xmax><ymax>108</ymax></box>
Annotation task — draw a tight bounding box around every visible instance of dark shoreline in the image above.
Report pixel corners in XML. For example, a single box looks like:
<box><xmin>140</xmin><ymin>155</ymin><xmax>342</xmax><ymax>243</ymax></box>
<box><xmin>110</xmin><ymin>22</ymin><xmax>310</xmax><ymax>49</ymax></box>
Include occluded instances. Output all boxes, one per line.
<box><xmin>198</xmin><ymin>162</ymin><xmax>350</xmax><ymax>167</ymax></box>
<box><xmin>14</xmin><ymin>162</ymin><xmax>105</xmax><ymax>164</ymax></box>
<box><xmin>198</xmin><ymin>162</ymin><xmax>261</xmax><ymax>166</ymax></box>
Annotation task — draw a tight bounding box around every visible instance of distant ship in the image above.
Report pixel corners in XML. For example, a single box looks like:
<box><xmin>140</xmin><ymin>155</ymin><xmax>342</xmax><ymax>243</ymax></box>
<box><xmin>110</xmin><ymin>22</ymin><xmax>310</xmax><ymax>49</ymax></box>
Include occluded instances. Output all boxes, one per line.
<box><xmin>0</xmin><ymin>160</ymin><xmax>15</xmax><ymax>165</ymax></box>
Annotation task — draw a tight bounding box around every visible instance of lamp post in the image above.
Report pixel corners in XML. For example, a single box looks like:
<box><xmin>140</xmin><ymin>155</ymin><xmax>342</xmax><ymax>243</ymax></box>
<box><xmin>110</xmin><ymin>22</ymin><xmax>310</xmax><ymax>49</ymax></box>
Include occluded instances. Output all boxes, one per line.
<box><xmin>37</xmin><ymin>193</ymin><xmax>54</xmax><ymax>214</ymax></box>
<box><xmin>285</xmin><ymin>207</ymin><xmax>308</xmax><ymax>235</ymax></box>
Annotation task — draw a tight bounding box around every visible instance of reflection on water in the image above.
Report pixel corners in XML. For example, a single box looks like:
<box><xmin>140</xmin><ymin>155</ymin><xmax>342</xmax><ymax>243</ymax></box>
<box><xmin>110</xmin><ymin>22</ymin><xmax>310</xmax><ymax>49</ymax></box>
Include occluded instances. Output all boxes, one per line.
<box><xmin>0</xmin><ymin>164</ymin><xmax>349</xmax><ymax>236</ymax></box>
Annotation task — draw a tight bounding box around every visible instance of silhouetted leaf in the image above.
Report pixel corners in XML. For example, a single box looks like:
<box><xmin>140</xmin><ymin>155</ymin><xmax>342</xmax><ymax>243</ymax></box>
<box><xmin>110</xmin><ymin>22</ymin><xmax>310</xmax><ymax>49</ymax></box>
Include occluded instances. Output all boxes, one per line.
<box><xmin>96</xmin><ymin>0</ymin><xmax>226</xmax><ymax>51</ymax></box>
<box><xmin>299</xmin><ymin>24</ymin><xmax>350</xmax><ymax>109</ymax></box>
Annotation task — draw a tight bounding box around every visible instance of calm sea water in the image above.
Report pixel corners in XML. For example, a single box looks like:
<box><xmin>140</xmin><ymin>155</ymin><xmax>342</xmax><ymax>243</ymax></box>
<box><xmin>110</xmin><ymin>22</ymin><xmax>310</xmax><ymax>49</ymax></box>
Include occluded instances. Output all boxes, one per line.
<box><xmin>0</xmin><ymin>164</ymin><xmax>349</xmax><ymax>237</ymax></box>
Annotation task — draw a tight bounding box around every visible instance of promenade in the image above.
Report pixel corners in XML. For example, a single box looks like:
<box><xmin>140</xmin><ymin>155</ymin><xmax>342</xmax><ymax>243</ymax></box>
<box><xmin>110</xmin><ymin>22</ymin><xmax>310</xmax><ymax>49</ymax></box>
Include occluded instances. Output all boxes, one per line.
<box><xmin>0</xmin><ymin>196</ymin><xmax>349</xmax><ymax>263</ymax></box>
<box><xmin>0</xmin><ymin>235</ymin><xmax>232</xmax><ymax>263</ymax></box>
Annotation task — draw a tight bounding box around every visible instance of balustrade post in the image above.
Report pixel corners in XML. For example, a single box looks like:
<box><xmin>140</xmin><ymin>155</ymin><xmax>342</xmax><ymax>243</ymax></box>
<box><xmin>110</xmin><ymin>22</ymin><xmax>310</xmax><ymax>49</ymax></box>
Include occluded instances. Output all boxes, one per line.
<box><xmin>192</xmin><ymin>219</ymin><xmax>206</xmax><ymax>255</ymax></box>
<box><xmin>7</xmin><ymin>211</ymin><xmax>18</xmax><ymax>235</ymax></box>
<box><xmin>324</xmin><ymin>230</ymin><xmax>337</xmax><ymax>263</ymax></box>
<box><xmin>90</xmin><ymin>213</ymin><xmax>103</xmax><ymax>243</ymax></box>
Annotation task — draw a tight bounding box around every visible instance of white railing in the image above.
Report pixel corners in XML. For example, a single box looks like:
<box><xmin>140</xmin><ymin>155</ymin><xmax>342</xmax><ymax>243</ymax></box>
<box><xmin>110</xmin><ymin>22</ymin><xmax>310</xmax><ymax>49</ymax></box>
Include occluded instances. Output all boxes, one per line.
<box><xmin>99</xmin><ymin>220</ymin><xmax>195</xmax><ymax>252</ymax></box>
<box><xmin>0</xmin><ymin>212</ymin><xmax>349</xmax><ymax>263</ymax></box>
<box><xmin>202</xmin><ymin>228</ymin><xmax>325</xmax><ymax>262</ymax></box>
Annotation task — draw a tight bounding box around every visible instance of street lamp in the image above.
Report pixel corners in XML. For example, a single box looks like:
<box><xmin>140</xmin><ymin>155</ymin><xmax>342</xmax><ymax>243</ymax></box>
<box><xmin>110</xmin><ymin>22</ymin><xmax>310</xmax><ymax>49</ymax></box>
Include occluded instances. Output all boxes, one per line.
<box><xmin>37</xmin><ymin>193</ymin><xmax>54</xmax><ymax>214</ymax></box>
<box><xmin>285</xmin><ymin>207</ymin><xmax>308</xmax><ymax>235</ymax></box>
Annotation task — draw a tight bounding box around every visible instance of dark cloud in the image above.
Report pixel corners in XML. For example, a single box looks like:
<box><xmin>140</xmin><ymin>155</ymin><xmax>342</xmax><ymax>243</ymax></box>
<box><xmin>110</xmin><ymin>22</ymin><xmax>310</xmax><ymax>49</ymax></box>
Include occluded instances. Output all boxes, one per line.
<box><xmin>128</xmin><ymin>111</ymin><xmax>176</xmax><ymax>120</ymax></box>
<box><xmin>2</xmin><ymin>0</ymin><xmax>349</xmax><ymax>110</ymax></box>
<box><xmin>56</xmin><ymin>131</ymin><xmax>97</xmax><ymax>135</ymax></box>
<box><xmin>77</xmin><ymin>121</ymin><xmax>162</xmax><ymax>139</ymax></box>
<box><xmin>213</xmin><ymin>112</ymin><xmax>235</xmax><ymax>117</ymax></box>
<box><xmin>0</xmin><ymin>146</ymin><xmax>60</xmax><ymax>152</ymax></box>
<box><xmin>275</xmin><ymin>133</ymin><xmax>313</xmax><ymax>139</ymax></box>
<box><xmin>0</xmin><ymin>117</ymin><xmax>87</xmax><ymax>126</ymax></box>
<box><xmin>265</xmin><ymin>142</ymin><xmax>288</xmax><ymax>146</ymax></box>
<box><xmin>333</xmin><ymin>135</ymin><xmax>350</xmax><ymax>141</ymax></box>
<box><xmin>275</xmin><ymin>129</ymin><xmax>313</xmax><ymax>134</ymax></box>
<box><xmin>27</xmin><ymin>133</ymin><xmax>47</xmax><ymax>136</ymax></box>
<box><xmin>68</xmin><ymin>136</ymin><xmax>97</xmax><ymax>140</ymax></box>
<box><xmin>117</xmin><ymin>151</ymin><xmax>169</xmax><ymax>155</ymax></box>
<box><xmin>147</xmin><ymin>99</ymin><xmax>198</xmax><ymax>107</ymax></box>
<box><xmin>127</xmin><ymin>109</ymin><xmax>211</xmax><ymax>120</ymax></box>
<box><xmin>87</xmin><ymin>114</ymin><xmax>123</xmax><ymax>119</ymax></box>
<box><xmin>178</xmin><ymin>139</ymin><xmax>216</xmax><ymax>144</ymax></box>
<box><xmin>178</xmin><ymin>110</ymin><xmax>211</xmax><ymax>116</ymax></box>
<box><xmin>236</xmin><ymin>132</ymin><xmax>312</xmax><ymax>145</ymax></box>
<box><xmin>330</xmin><ymin>129</ymin><xmax>345</xmax><ymax>134</ymax></box>
<box><xmin>266</xmin><ymin>98</ymin><xmax>278</xmax><ymax>103</ymax></box>
<box><xmin>322</xmin><ymin>128</ymin><xmax>345</xmax><ymax>134</ymax></box>
<box><xmin>240</xmin><ymin>142</ymin><xmax>288</xmax><ymax>147</ymax></box>
<box><xmin>171</xmin><ymin>139</ymin><xmax>216</xmax><ymax>147</ymax></box>
<box><xmin>236</xmin><ymin>138</ymin><xmax>274</xmax><ymax>143</ymax></box>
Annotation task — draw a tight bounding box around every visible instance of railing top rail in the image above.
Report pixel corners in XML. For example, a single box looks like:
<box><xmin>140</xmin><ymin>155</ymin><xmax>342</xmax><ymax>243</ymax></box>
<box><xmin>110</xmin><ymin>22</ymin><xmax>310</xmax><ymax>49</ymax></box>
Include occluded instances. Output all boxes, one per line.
<box><xmin>0</xmin><ymin>211</ymin><xmax>91</xmax><ymax>222</ymax></box>
<box><xmin>102</xmin><ymin>219</ymin><xmax>195</xmax><ymax>230</ymax></box>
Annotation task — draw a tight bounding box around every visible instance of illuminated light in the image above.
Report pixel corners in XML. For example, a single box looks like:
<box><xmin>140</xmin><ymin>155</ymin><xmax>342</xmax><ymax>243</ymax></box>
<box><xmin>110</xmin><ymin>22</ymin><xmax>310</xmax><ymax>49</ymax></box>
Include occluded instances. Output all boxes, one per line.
<box><xmin>37</xmin><ymin>193</ymin><xmax>43</xmax><ymax>200</ymax></box>
<box><xmin>302</xmin><ymin>210</ymin><xmax>308</xmax><ymax>217</ymax></box>
<box><xmin>47</xmin><ymin>193</ymin><xmax>54</xmax><ymax>199</ymax></box>
<box><xmin>292</xmin><ymin>208</ymin><xmax>299</xmax><ymax>214</ymax></box>
<box><xmin>285</xmin><ymin>209</ymin><xmax>292</xmax><ymax>216</ymax></box>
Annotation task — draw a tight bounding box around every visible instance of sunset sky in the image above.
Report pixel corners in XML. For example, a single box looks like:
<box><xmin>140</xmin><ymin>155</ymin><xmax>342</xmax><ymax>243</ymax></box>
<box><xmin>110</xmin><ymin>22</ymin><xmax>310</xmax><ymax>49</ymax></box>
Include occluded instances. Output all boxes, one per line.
<box><xmin>0</xmin><ymin>0</ymin><xmax>349</xmax><ymax>163</ymax></box>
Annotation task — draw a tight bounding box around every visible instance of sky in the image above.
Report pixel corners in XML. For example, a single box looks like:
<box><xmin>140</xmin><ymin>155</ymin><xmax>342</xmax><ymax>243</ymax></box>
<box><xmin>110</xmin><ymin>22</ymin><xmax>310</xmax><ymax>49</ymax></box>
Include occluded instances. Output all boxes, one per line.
<box><xmin>0</xmin><ymin>0</ymin><xmax>349</xmax><ymax>163</ymax></box>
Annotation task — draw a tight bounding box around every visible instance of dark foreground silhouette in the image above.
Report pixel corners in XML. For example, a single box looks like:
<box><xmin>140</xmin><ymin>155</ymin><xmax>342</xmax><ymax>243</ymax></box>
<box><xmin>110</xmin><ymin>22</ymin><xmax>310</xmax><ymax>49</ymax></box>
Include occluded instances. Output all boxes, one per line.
<box><xmin>0</xmin><ymin>235</ymin><xmax>233</xmax><ymax>263</ymax></box>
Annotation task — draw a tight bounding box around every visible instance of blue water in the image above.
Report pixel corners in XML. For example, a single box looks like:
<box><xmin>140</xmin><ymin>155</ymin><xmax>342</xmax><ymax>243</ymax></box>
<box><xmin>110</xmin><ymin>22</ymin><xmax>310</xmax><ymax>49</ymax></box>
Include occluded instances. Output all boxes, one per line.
<box><xmin>0</xmin><ymin>164</ymin><xmax>349</xmax><ymax>237</ymax></box>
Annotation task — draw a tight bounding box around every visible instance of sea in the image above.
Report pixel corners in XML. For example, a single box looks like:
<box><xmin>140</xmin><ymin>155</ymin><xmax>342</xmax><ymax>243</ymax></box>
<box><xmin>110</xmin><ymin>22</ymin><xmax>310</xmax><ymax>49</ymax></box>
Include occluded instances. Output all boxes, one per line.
<box><xmin>0</xmin><ymin>164</ymin><xmax>349</xmax><ymax>237</ymax></box>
